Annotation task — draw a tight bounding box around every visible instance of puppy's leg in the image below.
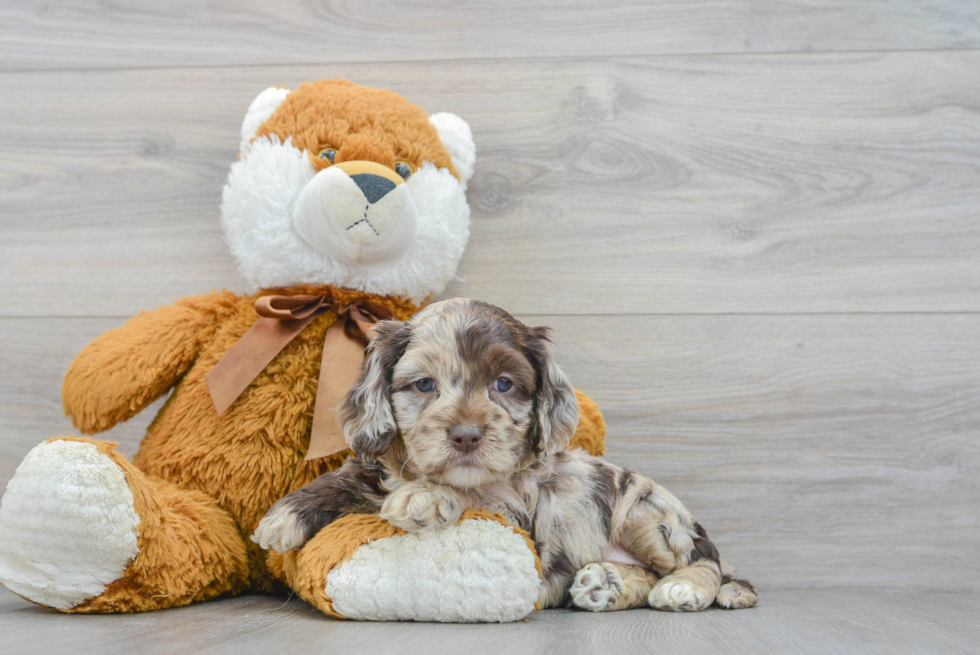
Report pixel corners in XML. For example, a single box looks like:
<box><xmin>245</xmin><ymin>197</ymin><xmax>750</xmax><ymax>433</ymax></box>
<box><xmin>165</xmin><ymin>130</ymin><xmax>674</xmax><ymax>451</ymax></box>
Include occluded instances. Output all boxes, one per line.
<box><xmin>380</xmin><ymin>480</ymin><xmax>464</xmax><ymax>531</ymax></box>
<box><xmin>570</xmin><ymin>563</ymin><xmax>658</xmax><ymax>612</ymax></box>
<box><xmin>615</xmin><ymin>479</ymin><xmax>726</xmax><ymax>612</ymax></box>
<box><xmin>252</xmin><ymin>458</ymin><xmax>386</xmax><ymax>552</ymax></box>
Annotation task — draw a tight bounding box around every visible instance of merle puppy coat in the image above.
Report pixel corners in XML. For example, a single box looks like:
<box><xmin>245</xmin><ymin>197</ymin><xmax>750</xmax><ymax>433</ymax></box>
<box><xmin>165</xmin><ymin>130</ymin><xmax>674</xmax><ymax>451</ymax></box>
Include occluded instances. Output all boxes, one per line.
<box><xmin>253</xmin><ymin>298</ymin><xmax>757</xmax><ymax>611</ymax></box>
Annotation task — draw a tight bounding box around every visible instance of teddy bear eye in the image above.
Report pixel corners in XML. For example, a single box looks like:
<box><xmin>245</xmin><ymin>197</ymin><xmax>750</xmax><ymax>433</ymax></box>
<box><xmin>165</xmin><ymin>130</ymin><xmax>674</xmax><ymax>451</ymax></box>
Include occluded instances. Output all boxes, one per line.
<box><xmin>415</xmin><ymin>377</ymin><xmax>436</xmax><ymax>393</ymax></box>
<box><xmin>318</xmin><ymin>148</ymin><xmax>337</xmax><ymax>163</ymax></box>
<box><xmin>494</xmin><ymin>377</ymin><xmax>513</xmax><ymax>392</ymax></box>
<box><xmin>395</xmin><ymin>162</ymin><xmax>413</xmax><ymax>180</ymax></box>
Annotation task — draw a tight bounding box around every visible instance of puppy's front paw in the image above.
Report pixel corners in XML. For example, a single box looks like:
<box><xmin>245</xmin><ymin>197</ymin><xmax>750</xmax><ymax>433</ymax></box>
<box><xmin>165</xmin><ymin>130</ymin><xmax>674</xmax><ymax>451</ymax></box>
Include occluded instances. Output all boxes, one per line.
<box><xmin>380</xmin><ymin>484</ymin><xmax>463</xmax><ymax>531</ymax></box>
<box><xmin>570</xmin><ymin>563</ymin><xmax>623</xmax><ymax>612</ymax></box>
<box><xmin>648</xmin><ymin>578</ymin><xmax>712</xmax><ymax>612</ymax></box>
<box><xmin>250</xmin><ymin>504</ymin><xmax>309</xmax><ymax>553</ymax></box>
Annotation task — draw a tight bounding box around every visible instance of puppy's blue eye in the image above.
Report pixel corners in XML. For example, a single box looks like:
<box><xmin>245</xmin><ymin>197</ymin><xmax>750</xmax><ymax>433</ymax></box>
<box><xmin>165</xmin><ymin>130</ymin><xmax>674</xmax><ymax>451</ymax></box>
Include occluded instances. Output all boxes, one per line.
<box><xmin>494</xmin><ymin>377</ymin><xmax>513</xmax><ymax>392</ymax></box>
<box><xmin>415</xmin><ymin>378</ymin><xmax>436</xmax><ymax>393</ymax></box>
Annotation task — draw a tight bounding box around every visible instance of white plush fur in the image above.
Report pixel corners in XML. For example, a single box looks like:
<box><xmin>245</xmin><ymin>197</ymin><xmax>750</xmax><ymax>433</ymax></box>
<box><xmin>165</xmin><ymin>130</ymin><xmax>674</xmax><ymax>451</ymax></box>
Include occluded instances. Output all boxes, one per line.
<box><xmin>239</xmin><ymin>87</ymin><xmax>290</xmax><ymax>154</ymax></box>
<box><xmin>292</xmin><ymin>166</ymin><xmax>419</xmax><ymax>266</ymax></box>
<box><xmin>0</xmin><ymin>441</ymin><xmax>140</xmax><ymax>610</ymax></box>
<box><xmin>221</xmin><ymin>136</ymin><xmax>471</xmax><ymax>303</ymax></box>
<box><xmin>429</xmin><ymin>112</ymin><xmax>476</xmax><ymax>187</ymax></box>
<box><xmin>326</xmin><ymin>517</ymin><xmax>540</xmax><ymax>622</ymax></box>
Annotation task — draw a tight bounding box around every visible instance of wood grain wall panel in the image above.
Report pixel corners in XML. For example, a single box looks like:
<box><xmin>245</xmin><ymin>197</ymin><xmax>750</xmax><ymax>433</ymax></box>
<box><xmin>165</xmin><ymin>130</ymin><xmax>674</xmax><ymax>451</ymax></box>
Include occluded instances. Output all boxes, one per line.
<box><xmin>2</xmin><ymin>314</ymin><xmax>976</xmax><ymax>590</ymax></box>
<box><xmin>0</xmin><ymin>318</ymin><xmax>160</xmax><ymax>473</ymax></box>
<box><xmin>2</xmin><ymin>1</ymin><xmax>979</xmax><ymax>71</ymax></box>
<box><xmin>1</xmin><ymin>52</ymin><xmax>978</xmax><ymax>317</ymax></box>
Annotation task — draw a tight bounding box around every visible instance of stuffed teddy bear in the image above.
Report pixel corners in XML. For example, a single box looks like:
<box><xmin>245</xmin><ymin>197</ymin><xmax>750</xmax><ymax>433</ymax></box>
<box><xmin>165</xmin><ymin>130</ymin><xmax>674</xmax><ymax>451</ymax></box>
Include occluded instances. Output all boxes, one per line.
<box><xmin>0</xmin><ymin>80</ymin><xmax>606</xmax><ymax>622</ymax></box>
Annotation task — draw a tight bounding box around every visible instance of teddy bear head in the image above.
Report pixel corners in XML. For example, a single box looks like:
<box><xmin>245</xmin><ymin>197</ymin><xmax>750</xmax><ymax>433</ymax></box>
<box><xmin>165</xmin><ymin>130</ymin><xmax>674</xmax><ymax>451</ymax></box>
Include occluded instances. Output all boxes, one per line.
<box><xmin>221</xmin><ymin>80</ymin><xmax>476</xmax><ymax>303</ymax></box>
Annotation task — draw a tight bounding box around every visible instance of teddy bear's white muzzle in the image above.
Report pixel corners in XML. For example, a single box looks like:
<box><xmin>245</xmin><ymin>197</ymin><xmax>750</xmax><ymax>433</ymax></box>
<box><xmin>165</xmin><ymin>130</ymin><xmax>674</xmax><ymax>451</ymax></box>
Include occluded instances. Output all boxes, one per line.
<box><xmin>293</xmin><ymin>162</ymin><xmax>419</xmax><ymax>266</ymax></box>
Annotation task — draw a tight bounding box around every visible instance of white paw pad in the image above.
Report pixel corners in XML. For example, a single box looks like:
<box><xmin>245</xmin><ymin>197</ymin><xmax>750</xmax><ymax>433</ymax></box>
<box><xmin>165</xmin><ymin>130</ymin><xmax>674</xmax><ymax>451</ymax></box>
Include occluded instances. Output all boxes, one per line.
<box><xmin>570</xmin><ymin>563</ymin><xmax>624</xmax><ymax>612</ymax></box>
<box><xmin>0</xmin><ymin>441</ymin><xmax>140</xmax><ymax>609</ymax></box>
<box><xmin>649</xmin><ymin>578</ymin><xmax>712</xmax><ymax>612</ymax></box>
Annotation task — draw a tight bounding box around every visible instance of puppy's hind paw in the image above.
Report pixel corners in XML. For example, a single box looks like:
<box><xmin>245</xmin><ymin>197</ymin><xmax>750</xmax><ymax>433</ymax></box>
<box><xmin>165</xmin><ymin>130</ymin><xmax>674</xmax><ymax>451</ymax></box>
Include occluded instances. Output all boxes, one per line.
<box><xmin>649</xmin><ymin>578</ymin><xmax>713</xmax><ymax>612</ymax></box>
<box><xmin>251</xmin><ymin>505</ymin><xmax>309</xmax><ymax>552</ymax></box>
<box><xmin>570</xmin><ymin>563</ymin><xmax>623</xmax><ymax>612</ymax></box>
<box><xmin>716</xmin><ymin>579</ymin><xmax>758</xmax><ymax>609</ymax></box>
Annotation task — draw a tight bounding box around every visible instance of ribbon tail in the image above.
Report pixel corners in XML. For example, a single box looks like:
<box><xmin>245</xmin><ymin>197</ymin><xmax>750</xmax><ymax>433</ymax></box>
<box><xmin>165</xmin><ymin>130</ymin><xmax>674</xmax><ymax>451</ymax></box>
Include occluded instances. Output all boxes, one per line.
<box><xmin>206</xmin><ymin>314</ymin><xmax>317</xmax><ymax>416</ymax></box>
<box><xmin>305</xmin><ymin>320</ymin><xmax>365</xmax><ymax>461</ymax></box>
<box><xmin>347</xmin><ymin>303</ymin><xmax>388</xmax><ymax>339</ymax></box>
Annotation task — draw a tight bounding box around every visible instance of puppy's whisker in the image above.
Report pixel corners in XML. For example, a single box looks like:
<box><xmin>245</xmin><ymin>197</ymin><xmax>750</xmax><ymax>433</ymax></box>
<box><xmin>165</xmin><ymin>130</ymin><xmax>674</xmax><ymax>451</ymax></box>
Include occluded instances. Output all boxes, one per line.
<box><xmin>400</xmin><ymin>452</ymin><xmax>416</xmax><ymax>478</ymax></box>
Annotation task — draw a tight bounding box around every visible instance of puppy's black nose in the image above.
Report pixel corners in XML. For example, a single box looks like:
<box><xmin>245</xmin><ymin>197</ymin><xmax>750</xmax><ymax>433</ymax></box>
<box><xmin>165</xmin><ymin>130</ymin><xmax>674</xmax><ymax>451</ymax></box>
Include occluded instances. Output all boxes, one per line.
<box><xmin>449</xmin><ymin>425</ymin><xmax>484</xmax><ymax>453</ymax></box>
<box><xmin>350</xmin><ymin>173</ymin><xmax>396</xmax><ymax>204</ymax></box>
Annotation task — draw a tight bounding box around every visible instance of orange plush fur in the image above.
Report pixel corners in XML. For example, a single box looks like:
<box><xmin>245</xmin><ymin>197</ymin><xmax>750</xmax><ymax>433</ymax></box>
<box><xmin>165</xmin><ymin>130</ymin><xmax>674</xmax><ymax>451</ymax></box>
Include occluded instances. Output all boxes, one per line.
<box><xmin>257</xmin><ymin>80</ymin><xmax>459</xmax><ymax>179</ymax></box>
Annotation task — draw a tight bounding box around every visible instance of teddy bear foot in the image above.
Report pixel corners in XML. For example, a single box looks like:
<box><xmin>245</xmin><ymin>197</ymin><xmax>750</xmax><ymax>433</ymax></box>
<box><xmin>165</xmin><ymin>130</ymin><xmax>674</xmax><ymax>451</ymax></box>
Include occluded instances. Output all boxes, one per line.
<box><xmin>0</xmin><ymin>437</ymin><xmax>252</xmax><ymax>613</ymax></box>
<box><xmin>0</xmin><ymin>439</ymin><xmax>140</xmax><ymax>610</ymax></box>
<box><xmin>273</xmin><ymin>511</ymin><xmax>542</xmax><ymax>622</ymax></box>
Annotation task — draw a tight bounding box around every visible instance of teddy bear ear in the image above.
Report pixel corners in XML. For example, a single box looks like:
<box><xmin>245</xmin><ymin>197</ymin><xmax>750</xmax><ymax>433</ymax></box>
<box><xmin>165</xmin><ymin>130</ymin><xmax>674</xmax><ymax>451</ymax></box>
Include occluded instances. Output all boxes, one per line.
<box><xmin>239</xmin><ymin>87</ymin><xmax>291</xmax><ymax>154</ymax></box>
<box><xmin>429</xmin><ymin>112</ymin><xmax>476</xmax><ymax>187</ymax></box>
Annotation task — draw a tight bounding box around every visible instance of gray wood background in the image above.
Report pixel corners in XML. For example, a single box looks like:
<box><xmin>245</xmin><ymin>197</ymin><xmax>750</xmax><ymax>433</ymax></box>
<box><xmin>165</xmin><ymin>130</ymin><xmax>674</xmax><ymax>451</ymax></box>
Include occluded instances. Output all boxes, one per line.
<box><xmin>1</xmin><ymin>2</ymin><xmax>979</xmax><ymax>650</ymax></box>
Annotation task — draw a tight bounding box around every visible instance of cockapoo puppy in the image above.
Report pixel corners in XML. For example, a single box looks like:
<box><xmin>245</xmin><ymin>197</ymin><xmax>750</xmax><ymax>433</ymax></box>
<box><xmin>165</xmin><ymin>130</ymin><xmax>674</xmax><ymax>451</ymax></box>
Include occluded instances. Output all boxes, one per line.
<box><xmin>253</xmin><ymin>298</ymin><xmax>757</xmax><ymax>611</ymax></box>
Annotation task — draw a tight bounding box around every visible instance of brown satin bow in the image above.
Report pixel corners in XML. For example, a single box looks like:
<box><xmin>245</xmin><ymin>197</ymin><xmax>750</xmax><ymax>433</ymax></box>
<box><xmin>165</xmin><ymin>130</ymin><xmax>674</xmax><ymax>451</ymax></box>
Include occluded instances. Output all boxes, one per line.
<box><xmin>205</xmin><ymin>294</ymin><xmax>393</xmax><ymax>460</ymax></box>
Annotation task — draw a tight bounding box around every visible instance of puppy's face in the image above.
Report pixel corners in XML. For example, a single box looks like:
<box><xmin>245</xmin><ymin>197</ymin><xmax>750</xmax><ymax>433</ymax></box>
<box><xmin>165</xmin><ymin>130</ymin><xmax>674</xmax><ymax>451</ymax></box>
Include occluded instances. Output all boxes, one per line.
<box><xmin>341</xmin><ymin>298</ymin><xmax>580</xmax><ymax>488</ymax></box>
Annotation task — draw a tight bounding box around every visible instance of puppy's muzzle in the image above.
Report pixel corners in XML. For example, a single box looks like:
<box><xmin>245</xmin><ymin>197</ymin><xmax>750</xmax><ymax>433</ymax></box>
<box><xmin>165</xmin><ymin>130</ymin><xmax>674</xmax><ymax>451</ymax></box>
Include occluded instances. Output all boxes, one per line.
<box><xmin>449</xmin><ymin>424</ymin><xmax>484</xmax><ymax>454</ymax></box>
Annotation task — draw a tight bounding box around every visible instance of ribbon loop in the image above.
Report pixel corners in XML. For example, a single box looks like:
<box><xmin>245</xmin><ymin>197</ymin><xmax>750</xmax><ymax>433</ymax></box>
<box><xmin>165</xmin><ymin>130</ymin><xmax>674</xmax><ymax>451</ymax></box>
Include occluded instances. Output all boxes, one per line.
<box><xmin>205</xmin><ymin>293</ymin><xmax>396</xmax><ymax>460</ymax></box>
<box><xmin>255</xmin><ymin>294</ymin><xmax>331</xmax><ymax>320</ymax></box>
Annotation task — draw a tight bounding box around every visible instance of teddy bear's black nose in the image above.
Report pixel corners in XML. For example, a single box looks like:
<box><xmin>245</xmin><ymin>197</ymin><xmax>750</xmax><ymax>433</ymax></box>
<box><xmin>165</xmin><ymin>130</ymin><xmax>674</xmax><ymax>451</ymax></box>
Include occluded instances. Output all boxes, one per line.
<box><xmin>350</xmin><ymin>174</ymin><xmax>396</xmax><ymax>204</ymax></box>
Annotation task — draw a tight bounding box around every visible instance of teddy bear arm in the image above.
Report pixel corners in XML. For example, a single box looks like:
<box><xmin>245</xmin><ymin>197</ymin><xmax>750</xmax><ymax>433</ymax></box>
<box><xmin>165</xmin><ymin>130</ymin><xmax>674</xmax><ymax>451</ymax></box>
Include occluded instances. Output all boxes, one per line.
<box><xmin>62</xmin><ymin>297</ymin><xmax>225</xmax><ymax>434</ymax></box>
<box><xmin>269</xmin><ymin>511</ymin><xmax>541</xmax><ymax>622</ymax></box>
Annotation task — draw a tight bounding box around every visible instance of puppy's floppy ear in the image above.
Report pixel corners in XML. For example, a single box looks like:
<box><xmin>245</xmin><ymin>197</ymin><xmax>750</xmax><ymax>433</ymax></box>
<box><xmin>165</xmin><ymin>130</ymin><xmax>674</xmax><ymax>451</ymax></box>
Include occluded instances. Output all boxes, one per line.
<box><xmin>340</xmin><ymin>319</ymin><xmax>412</xmax><ymax>460</ymax></box>
<box><xmin>526</xmin><ymin>326</ymin><xmax>580</xmax><ymax>458</ymax></box>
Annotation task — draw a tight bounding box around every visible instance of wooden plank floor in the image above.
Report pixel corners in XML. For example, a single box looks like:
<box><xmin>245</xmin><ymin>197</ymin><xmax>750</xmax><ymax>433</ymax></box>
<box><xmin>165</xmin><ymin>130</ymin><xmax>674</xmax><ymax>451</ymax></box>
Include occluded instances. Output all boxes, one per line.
<box><xmin>3</xmin><ymin>587</ymin><xmax>979</xmax><ymax>655</ymax></box>
<box><xmin>1</xmin><ymin>0</ymin><xmax>978</xmax><ymax>651</ymax></box>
